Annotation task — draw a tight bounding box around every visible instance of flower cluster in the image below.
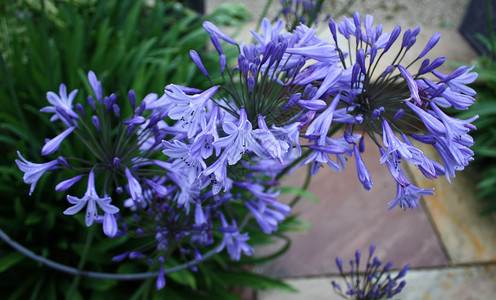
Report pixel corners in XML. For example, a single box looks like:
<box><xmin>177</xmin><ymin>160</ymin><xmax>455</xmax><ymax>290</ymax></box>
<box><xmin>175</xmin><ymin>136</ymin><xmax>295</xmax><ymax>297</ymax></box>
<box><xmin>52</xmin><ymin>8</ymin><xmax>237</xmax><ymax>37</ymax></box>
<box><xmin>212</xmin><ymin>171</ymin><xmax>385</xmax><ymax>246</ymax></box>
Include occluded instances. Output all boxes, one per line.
<box><xmin>16</xmin><ymin>11</ymin><xmax>478</xmax><ymax>290</ymax></box>
<box><xmin>193</xmin><ymin>12</ymin><xmax>478</xmax><ymax>211</ymax></box>
<box><xmin>332</xmin><ymin>245</ymin><xmax>410</xmax><ymax>299</ymax></box>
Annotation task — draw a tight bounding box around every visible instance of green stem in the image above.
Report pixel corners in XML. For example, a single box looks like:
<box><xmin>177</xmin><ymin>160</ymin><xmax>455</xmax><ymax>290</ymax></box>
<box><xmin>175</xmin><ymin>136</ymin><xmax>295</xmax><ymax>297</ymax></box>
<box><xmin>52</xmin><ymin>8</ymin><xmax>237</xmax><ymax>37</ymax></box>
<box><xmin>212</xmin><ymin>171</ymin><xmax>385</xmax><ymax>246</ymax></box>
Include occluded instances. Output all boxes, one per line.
<box><xmin>65</xmin><ymin>225</ymin><xmax>96</xmax><ymax>299</ymax></box>
<box><xmin>306</xmin><ymin>0</ymin><xmax>324</xmax><ymax>27</ymax></box>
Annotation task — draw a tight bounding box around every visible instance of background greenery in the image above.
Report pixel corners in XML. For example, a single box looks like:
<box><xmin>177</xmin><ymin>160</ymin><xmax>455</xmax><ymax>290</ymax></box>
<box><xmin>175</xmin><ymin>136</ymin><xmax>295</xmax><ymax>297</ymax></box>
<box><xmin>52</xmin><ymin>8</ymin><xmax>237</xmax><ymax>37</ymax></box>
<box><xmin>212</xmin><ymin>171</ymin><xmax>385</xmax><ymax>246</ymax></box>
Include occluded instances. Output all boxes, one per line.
<box><xmin>0</xmin><ymin>0</ymin><xmax>308</xmax><ymax>299</ymax></box>
<box><xmin>458</xmin><ymin>2</ymin><xmax>496</xmax><ymax>214</ymax></box>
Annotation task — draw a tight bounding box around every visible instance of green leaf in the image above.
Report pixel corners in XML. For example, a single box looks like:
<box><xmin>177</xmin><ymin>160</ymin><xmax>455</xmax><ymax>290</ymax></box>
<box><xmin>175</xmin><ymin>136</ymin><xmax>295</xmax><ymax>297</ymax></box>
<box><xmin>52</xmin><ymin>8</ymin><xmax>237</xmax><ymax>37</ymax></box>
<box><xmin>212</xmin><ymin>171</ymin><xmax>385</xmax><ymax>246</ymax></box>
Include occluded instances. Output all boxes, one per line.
<box><xmin>166</xmin><ymin>268</ymin><xmax>197</xmax><ymax>290</ymax></box>
<box><xmin>215</xmin><ymin>269</ymin><xmax>298</xmax><ymax>292</ymax></box>
<box><xmin>80</xmin><ymin>277</ymin><xmax>118</xmax><ymax>291</ymax></box>
<box><xmin>0</xmin><ymin>251</ymin><xmax>25</xmax><ymax>272</ymax></box>
<box><xmin>278</xmin><ymin>186</ymin><xmax>320</xmax><ymax>203</ymax></box>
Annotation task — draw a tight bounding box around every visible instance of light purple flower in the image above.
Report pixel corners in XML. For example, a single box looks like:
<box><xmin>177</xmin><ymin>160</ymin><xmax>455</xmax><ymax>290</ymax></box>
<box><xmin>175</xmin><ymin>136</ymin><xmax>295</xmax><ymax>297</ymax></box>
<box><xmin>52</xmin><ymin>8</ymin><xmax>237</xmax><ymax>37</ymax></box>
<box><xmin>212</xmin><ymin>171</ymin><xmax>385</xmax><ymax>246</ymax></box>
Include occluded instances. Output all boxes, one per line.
<box><xmin>165</xmin><ymin>85</ymin><xmax>219</xmax><ymax>138</ymax></box>
<box><xmin>16</xmin><ymin>151</ymin><xmax>59</xmax><ymax>195</ymax></box>
<box><xmin>63</xmin><ymin>171</ymin><xmax>119</xmax><ymax>226</ymax></box>
<box><xmin>213</xmin><ymin>108</ymin><xmax>267</xmax><ymax>165</ymax></box>
<box><xmin>40</xmin><ymin>84</ymin><xmax>79</xmax><ymax>124</ymax></box>
<box><xmin>203</xmin><ymin>21</ymin><xmax>238</xmax><ymax>45</ymax></box>
<box><xmin>216</xmin><ymin>214</ymin><xmax>254</xmax><ymax>261</ymax></box>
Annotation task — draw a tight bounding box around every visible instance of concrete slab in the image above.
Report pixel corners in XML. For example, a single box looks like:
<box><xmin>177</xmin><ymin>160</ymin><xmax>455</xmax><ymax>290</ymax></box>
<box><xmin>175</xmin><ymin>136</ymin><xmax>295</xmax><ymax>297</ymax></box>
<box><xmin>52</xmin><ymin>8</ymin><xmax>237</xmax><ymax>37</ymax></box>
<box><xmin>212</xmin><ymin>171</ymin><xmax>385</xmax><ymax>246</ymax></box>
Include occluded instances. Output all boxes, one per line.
<box><xmin>253</xmin><ymin>137</ymin><xmax>448</xmax><ymax>278</ymax></box>
<box><xmin>258</xmin><ymin>264</ymin><xmax>496</xmax><ymax>300</ymax></box>
<box><xmin>405</xmin><ymin>142</ymin><xmax>496</xmax><ymax>264</ymax></box>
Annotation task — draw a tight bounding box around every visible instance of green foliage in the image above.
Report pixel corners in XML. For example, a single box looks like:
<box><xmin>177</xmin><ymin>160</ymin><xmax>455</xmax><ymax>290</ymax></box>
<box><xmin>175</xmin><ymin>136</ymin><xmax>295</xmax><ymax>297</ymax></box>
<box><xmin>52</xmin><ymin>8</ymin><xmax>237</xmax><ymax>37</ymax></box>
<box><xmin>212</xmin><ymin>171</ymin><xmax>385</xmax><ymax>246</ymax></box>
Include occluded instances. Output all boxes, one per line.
<box><xmin>0</xmin><ymin>0</ymin><xmax>305</xmax><ymax>298</ymax></box>
<box><xmin>458</xmin><ymin>0</ymin><xmax>496</xmax><ymax>214</ymax></box>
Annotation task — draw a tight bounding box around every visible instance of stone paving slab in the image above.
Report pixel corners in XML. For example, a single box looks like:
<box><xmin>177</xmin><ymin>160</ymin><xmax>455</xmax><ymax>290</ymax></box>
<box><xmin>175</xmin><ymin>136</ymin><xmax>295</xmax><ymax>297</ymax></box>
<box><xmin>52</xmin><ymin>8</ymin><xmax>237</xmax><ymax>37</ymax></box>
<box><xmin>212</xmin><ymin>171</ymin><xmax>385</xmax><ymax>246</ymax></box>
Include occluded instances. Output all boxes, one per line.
<box><xmin>406</xmin><ymin>142</ymin><xmax>496</xmax><ymax>264</ymax></box>
<box><xmin>254</xmin><ymin>137</ymin><xmax>448</xmax><ymax>278</ymax></box>
<box><xmin>258</xmin><ymin>264</ymin><xmax>496</xmax><ymax>300</ymax></box>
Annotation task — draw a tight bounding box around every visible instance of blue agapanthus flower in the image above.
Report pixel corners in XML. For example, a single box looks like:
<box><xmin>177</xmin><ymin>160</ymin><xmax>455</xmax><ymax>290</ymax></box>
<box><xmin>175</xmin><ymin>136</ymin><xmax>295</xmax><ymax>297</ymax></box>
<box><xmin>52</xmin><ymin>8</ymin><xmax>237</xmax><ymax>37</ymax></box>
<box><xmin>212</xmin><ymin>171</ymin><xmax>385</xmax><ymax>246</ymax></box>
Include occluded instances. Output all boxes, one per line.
<box><xmin>332</xmin><ymin>245</ymin><xmax>410</xmax><ymax>299</ymax></box>
<box><xmin>16</xmin><ymin>11</ymin><xmax>478</xmax><ymax>290</ymax></box>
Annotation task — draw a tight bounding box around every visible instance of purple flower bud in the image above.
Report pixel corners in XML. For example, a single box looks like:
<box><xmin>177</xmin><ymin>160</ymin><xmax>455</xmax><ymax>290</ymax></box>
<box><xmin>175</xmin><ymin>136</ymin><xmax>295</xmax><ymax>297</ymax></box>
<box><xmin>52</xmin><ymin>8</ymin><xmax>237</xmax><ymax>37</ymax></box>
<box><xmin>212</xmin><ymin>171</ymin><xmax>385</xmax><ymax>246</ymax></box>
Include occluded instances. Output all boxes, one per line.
<box><xmin>283</xmin><ymin>93</ymin><xmax>301</xmax><ymax>110</ymax></box>
<box><xmin>401</xmin><ymin>28</ymin><xmax>412</xmax><ymax>49</ymax></box>
<box><xmin>115</xmin><ymin>187</ymin><xmax>123</xmax><ymax>194</ymax></box>
<box><xmin>369</xmin><ymin>45</ymin><xmax>378</xmax><ymax>64</ymax></box>
<box><xmin>351</xmin><ymin>63</ymin><xmax>361</xmax><ymax>87</ymax></box>
<box><xmin>329</xmin><ymin>19</ymin><xmax>338</xmax><ymax>43</ymax></box>
<box><xmin>353</xmin><ymin>11</ymin><xmax>361</xmax><ymax>28</ymax></box>
<box><xmin>336</xmin><ymin>257</ymin><xmax>343</xmax><ymax>272</ymax></box>
<box><xmin>103</xmin><ymin>212</ymin><xmax>118</xmax><ymax>237</ymax></box>
<box><xmin>190</xmin><ymin>50</ymin><xmax>209</xmax><ymax>78</ymax></box>
<box><xmin>419</xmin><ymin>32</ymin><xmax>441</xmax><ymax>58</ymax></box>
<box><xmin>194</xmin><ymin>248</ymin><xmax>202</xmax><ymax>261</ymax></box>
<box><xmin>398</xmin><ymin>65</ymin><xmax>421</xmax><ymax>105</ymax></box>
<box><xmin>75</xmin><ymin>103</ymin><xmax>85</xmax><ymax>116</ymax></box>
<box><xmin>383</xmin><ymin>261</ymin><xmax>393</xmax><ymax>272</ymax></box>
<box><xmin>156</xmin><ymin>265</ymin><xmax>166</xmax><ymax>290</ymax></box>
<box><xmin>354</xmin><ymin>145</ymin><xmax>372</xmax><ymax>191</ymax></box>
<box><xmin>359</xmin><ymin>136</ymin><xmax>365</xmax><ymax>152</ymax></box>
<box><xmin>123</xmin><ymin>116</ymin><xmax>146</xmax><ymax>126</ymax></box>
<box><xmin>369</xmin><ymin>244</ymin><xmax>376</xmax><ymax>257</ymax></box>
<box><xmin>106</xmin><ymin>93</ymin><xmax>116</xmax><ymax>111</ymax></box>
<box><xmin>129</xmin><ymin>251</ymin><xmax>146</xmax><ymax>259</ymax></box>
<box><xmin>126</xmin><ymin>124</ymin><xmax>135</xmax><ymax>137</ymax></box>
<box><xmin>261</xmin><ymin>41</ymin><xmax>275</xmax><ymax>65</ymax></box>
<box><xmin>87</xmin><ymin>96</ymin><xmax>96</xmax><ymax>110</ymax></box>
<box><xmin>112</xmin><ymin>252</ymin><xmax>129</xmax><ymax>262</ymax></box>
<box><xmin>397</xmin><ymin>264</ymin><xmax>410</xmax><ymax>278</ymax></box>
<box><xmin>112</xmin><ymin>103</ymin><xmax>120</xmax><ymax>118</ymax></box>
<box><xmin>384</xmin><ymin>26</ymin><xmax>401</xmax><ymax>52</ymax></box>
<box><xmin>381</xmin><ymin>65</ymin><xmax>395</xmax><ymax>77</ymax></box>
<box><xmin>125</xmin><ymin>167</ymin><xmax>142</xmax><ymax>202</ymax></box>
<box><xmin>113</xmin><ymin>157</ymin><xmax>121</xmax><ymax>168</ymax></box>
<box><xmin>87</xmin><ymin>71</ymin><xmax>102</xmax><ymax>102</ymax></box>
<box><xmin>297</xmin><ymin>99</ymin><xmax>327</xmax><ymax>111</ymax></box>
<box><xmin>42</xmin><ymin>127</ymin><xmax>75</xmax><ymax>156</ymax></box>
<box><xmin>392</xmin><ymin>108</ymin><xmax>405</xmax><ymax>121</ymax></box>
<box><xmin>419</xmin><ymin>58</ymin><xmax>430</xmax><ymax>73</ymax></box>
<box><xmin>355</xmin><ymin>250</ymin><xmax>361</xmax><ymax>265</ymax></box>
<box><xmin>356</xmin><ymin>49</ymin><xmax>366</xmax><ymax>75</ymax></box>
<box><xmin>220</xmin><ymin>54</ymin><xmax>226</xmax><ymax>73</ymax></box>
<box><xmin>338</xmin><ymin>21</ymin><xmax>349</xmax><ymax>39</ymax></box>
<box><xmin>57</xmin><ymin>156</ymin><xmax>71</xmax><ymax>168</ymax></box>
<box><xmin>55</xmin><ymin>174</ymin><xmax>83</xmax><ymax>192</ymax></box>
<box><xmin>91</xmin><ymin>115</ymin><xmax>100</xmax><ymax>131</ymax></box>
<box><xmin>128</xmin><ymin>90</ymin><xmax>136</xmax><ymax>110</ymax></box>
<box><xmin>135</xmin><ymin>101</ymin><xmax>146</xmax><ymax>116</ymax></box>
<box><xmin>440</xmin><ymin>65</ymin><xmax>468</xmax><ymax>83</ymax></box>
<box><xmin>210</xmin><ymin>35</ymin><xmax>223</xmax><ymax>54</ymax></box>
<box><xmin>247</xmin><ymin>76</ymin><xmax>255</xmax><ymax>93</ymax></box>
<box><xmin>355</xmin><ymin>26</ymin><xmax>362</xmax><ymax>45</ymax></box>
